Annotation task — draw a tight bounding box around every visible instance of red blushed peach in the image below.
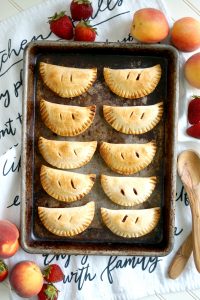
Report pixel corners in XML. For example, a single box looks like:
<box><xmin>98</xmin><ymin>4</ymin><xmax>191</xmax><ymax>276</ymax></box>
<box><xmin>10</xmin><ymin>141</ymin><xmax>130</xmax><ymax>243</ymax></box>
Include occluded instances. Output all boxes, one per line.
<box><xmin>9</xmin><ymin>261</ymin><xmax>43</xmax><ymax>298</ymax></box>
<box><xmin>171</xmin><ymin>17</ymin><xmax>200</xmax><ymax>52</ymax></box>
<box><xmin>130</xmin><ymin>8</ymin><xmax>169</xmax><ymax>43</ymax></box>
<box><xmin>0</xmin><ymin>220</ymin><xmax>19</xmax><ymax>259</ymax></box>
<box><xmin>184</xmin><ymin>53</ymin><xmax>200</xmax><ymax>88</ymax></box>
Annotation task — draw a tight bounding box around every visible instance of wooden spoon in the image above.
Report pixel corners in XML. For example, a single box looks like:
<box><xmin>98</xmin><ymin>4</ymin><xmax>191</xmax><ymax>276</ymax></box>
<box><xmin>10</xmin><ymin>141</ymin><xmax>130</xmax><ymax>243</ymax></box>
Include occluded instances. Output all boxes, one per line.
<box><xmin>177</xmin><ymin>150</ymin><xmax>200</xmax><ymax>272</ymax></box>
<box><xmin>168</xmin><ymin>232</ymin><xmax>192</xmax><ymax>279</ymax></box>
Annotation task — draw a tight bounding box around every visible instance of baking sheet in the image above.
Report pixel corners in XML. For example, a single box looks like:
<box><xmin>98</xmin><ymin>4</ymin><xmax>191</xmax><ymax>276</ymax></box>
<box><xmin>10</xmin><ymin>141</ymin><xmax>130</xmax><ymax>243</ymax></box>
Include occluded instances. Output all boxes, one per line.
<box><xmin>21</xmin><ymin>41</ymin><xmax>179</xmax><ymax>256</ymax></box>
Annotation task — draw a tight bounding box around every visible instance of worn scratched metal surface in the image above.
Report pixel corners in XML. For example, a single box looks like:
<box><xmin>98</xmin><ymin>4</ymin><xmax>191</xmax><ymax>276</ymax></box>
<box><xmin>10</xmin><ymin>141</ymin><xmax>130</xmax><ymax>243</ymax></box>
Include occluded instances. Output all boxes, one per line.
<box><xmin>21</xmin><ymin>41</ymin><xmax>179</xmax><ymax>256</ymax></box>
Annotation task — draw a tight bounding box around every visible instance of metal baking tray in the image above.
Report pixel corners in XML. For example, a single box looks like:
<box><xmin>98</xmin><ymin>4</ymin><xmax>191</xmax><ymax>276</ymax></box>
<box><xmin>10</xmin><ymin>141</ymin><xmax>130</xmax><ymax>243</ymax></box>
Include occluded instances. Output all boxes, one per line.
<box><xmin>21</xmin><ymin>41</ymin><xmax>179</xmax><ymax>256</ymax></box>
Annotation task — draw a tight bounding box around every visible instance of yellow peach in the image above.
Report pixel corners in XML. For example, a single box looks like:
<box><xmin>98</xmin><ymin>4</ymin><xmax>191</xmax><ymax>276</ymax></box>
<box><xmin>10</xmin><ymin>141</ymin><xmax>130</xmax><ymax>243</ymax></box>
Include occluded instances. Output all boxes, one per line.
<box><xmin>9</xmin><ymin>261</ymin><xmax>43</xmax><ymax>298</ymax></box>
<box><xmin>171</xmin><ymin>17</ymin><xmax>200</xmax><ymax>52</ymax></box>
<box><xmin>0</xmin><ymin>220</ymin><xmax>19</xmax><ymax>259</ymax></box>
<box><xmin>184</xmin><ymin>53</ymin><xmax>200</xmax><ymax>88</ymax></box>
<box><xmin>130</xmin><ymin>8</ymin><xmax>169</xmax><ymax>43</ymax></box>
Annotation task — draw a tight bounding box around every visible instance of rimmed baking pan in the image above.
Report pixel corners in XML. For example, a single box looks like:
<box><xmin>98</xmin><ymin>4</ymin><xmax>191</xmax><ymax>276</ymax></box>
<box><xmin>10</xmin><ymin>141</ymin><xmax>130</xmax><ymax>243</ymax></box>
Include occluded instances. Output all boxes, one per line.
<box><xmin>21</xmin><ymin>41</ymin><xmax>179</xmax><ymax>256</ymax></box>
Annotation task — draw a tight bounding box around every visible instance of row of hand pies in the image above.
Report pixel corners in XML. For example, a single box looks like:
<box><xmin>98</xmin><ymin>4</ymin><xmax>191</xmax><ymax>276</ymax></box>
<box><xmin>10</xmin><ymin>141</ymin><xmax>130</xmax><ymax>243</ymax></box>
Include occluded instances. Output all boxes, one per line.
<box><xmin>40</xmin><ymin>165</ymin><xmax>157</xmax><ymax>207</ymax></box>
<box><xmin>40</xmin><ymin>99</ymin><xmax>163</xmax><ymax>136</ymax></box>
<box><xmin>39</xmin><ymin>164</ymin><xmax>160</xmax><ymax>239</ymax></box>
<box><xmin>40</xmin><ymin>62</ymin><xmax>161</xmax><ymax>99</ymax></box>
<box><xmin>39</xmin><ymin>137</ymin><xmax>156</xmax><ymax>175</ymax></box>
<box><xmin>38</xmin><ymin>202</ymin><xmax>160</xmax><ymax>239</ymax></box>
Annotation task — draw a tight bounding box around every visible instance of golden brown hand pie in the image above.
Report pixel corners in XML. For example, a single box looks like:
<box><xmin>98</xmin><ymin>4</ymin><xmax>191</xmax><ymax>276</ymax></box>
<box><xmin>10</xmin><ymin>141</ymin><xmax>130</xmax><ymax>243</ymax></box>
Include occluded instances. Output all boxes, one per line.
<box><xmin>101</xmin><ymin>175</ymin><xmax>156</xmax><ymax>206</ymax></box>
<box><xmin>39</xmin><ymin>62</ymin><xmax>97</xmax><ymax>98</ymax></box>
<box><xmin>40</xmin><ymin>99</ymin><xmax>96</xmax><ymax>136</ymax></box>
<box><xmin>38</xmin><ymin>137</ymin><xmax>97</xmax><ymax>169</ymax></box>
<box><xmin>101</xmin><ymin>207</ymin><xmax>160</xmax><ymax>238</ymax></box>
<box><xmin>103</xmin><ymin>102</ymin><xmax>163</xmax><ymax>134</ymax></box>
<box><xmin>38</xmin><ymin>201</ymin><xmax>95</xmax><ymax>237</ymax></box>
<box><xmin>103</xmin><ymin>64</ymin><xmax>161</xmax><ymax>99</ymax></box>
<box><xmin>40</xmin><ymin>165</ymin><xmax>96</xmax><ymax>202</ymax></box>
<box><xmin>99</xmin><ymin>141</ymin><xmax>156</xmax><ymax>175</ymax></box>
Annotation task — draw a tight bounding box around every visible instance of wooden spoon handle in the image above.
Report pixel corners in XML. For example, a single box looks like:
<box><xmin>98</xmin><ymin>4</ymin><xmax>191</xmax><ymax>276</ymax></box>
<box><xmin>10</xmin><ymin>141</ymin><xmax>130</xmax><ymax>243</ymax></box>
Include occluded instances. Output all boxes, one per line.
<box><xmin>191</xmin><ymin>199</ymin><xmax>200</xmax><ymax>272</ymax></box>
<box><xmin>184</xmin><ymin>184</ymin><xmax>200</xmax><ymax>272</ymax></box>
<box><xmin>168</xmin><ymin>232</ymin><xmax>192</xmax><ymax>279</ymax></box>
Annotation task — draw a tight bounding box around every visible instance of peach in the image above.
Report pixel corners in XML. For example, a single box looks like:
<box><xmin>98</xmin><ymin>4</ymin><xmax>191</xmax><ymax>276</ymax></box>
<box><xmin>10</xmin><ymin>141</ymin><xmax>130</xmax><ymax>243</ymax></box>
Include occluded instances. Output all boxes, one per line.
<box><xmin>9</xmin><ymin>261</ymin><xmax>43</xmax><ymax>298</ymax></box>
<box><xmin>171</xmin><ymin>17</ymin><xmax>200</xmax><ymax>52</ymax></box>
<box><xmin>184</xmin><ymin>52</ymin><xmax>200</xmax><ymax>88</ymax></box>
<box><xmin>130</xmin><ymin>8</ymin><xmax>169</xmax><ymax>43</ymax></box>
<box><xmin>0</xmin><ymin>220</ymin><xmax>19</xmax><ymax>259</ymax></box>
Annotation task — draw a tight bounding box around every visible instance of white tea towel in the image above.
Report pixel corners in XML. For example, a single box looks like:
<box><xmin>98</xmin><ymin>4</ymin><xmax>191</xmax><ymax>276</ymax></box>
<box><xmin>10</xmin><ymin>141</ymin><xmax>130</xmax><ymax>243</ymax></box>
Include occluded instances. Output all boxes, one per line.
<box><xmin>0</xmin><ymin>1</ymin><xmax>200</xmax><ymax>299</ymax></box>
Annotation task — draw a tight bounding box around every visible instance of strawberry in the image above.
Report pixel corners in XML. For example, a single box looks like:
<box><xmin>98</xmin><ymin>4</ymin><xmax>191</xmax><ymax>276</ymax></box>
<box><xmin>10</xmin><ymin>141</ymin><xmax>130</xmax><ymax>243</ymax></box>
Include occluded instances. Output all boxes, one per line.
<box><xmin>43</xmin><ymin>264</ymin><xmax>64</xmax><ymax>283</ymax></box>
<box><xmin>75</xmin><ymin>21</ymin><xmax>97</xmax><ymax>41</ymax></box>
<box><xmin>48</xmin><ymin>11</ymin><xmax>73</xmax><ymax>40</ymax></box>
<box><xmin>188</xmin><ymin>96</ymin><xmax>200</xmax><ymax>125</ymax></box>
<box><xmin>38</xmin><ymin>283</ymin><xmax>59</xmax><ymax>300</ymax></box>
<box><xmin>186</xmin><ymin>122</ymin><xmax>200</xmax><ymax>139</ymax></box>
<box><xmin>0</xmin><ymin>260</ymin><xmax>8</xmax><ymax>282</ymax></box>
<box><xmin>70</xmin><ymin>0</ymin><xmax>93</xmax><ymax>21</ymax></box>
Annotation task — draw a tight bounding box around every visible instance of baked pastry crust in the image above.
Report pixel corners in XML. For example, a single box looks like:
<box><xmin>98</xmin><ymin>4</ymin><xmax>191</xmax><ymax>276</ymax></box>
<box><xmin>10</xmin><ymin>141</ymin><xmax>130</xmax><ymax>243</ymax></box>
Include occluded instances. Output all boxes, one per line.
<box><xmin>103</xmin><ymin>102</ymin><xmax>163</xmax><ymax>134</ymax></box>
<box><xmin>39</xmin><ymin>62</ymin><xmax>97</xmax><ymax>98</ymax></box>
<box><xmin>103</xmin><ymin>64</ymin><xmax>161</xmax><ymax>99</ymax></box>
<box><xmin>38</xmin><ymin>137</ymin><xmax>97</xmax><ymax>169</ymax></box>
<box><xmin>101</xmin><ymin>207</ymin><xmax>160</xmax><ymax>238</ymax></box>
<box><xmin>40</xmin><ymin>165</ymin><xmax>96</xmax><ymax>202</ymax></box>
<box><xmin>38</xmin><ymin>201</ymin><xmax>95</xmax><ymax>237</ymax></box>
<box><xmin>40</xmin><ymin>99</ymin><xmax>96</xmax><ymax>136</ymax></box>
<box><xmin>101</xmin><ymin>175</ymin><xmax>156</xmax><ymax>206</ymax></box>
<box><xmin>99</xmin><ymin>141</ymin><xmax>156</xmax><ymax>175</ymax></box>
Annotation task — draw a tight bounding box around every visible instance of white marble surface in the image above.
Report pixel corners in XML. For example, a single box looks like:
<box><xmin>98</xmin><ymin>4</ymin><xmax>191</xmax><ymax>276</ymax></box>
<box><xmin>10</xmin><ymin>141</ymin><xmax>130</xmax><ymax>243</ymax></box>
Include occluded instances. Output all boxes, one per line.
<box><xmin>1</xmin><ymin>0</ymin><xmax>200</xmax><ymax>299</ymax></box>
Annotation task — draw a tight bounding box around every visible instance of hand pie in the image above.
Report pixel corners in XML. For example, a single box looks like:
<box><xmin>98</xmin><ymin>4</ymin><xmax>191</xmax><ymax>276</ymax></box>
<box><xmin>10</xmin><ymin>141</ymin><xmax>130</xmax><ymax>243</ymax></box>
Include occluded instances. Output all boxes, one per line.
<box><xmin>40</xmin><ymin>165</ymin><xmax>96</xmax><ymax>202</ymax></box>
<box><xmin>101</xmin><ymin>207</ymin><xmax>160</xmax><ymax>238</ymax></box>
<box><xmin>103</xmin><ymin>102</ymin><xmax>163</xmax><ymax>134</ymax></box>
<box><xmin>38</xmin><ymin>201</ymin><xmax>95</xmax><ymax>237</ymax></box>
<box><xmin>101</xmin><ymin>175</ymin><xmax>156</xmax><ymax>206</ymax></box>
<box><xmin>38</xmin><ymin>137</ymin><xmax>97</xmax><ymax>169</ymax></box>
<box><xmin>40</xmin><ymin>99</ymin><xmax>96</xmax><ymax>136</ymax></box>
<box><xmin>99</xmin><ymin>141</ymin><xmax>156</xmax><ymax>175</ymax></box>
<box><xmin>103</xmin><ymin>65</ymin><xmax>161</xmax><ymax>99</ymax></box>
<box><xmin>39</xmin><ymin>62</ymin><xmax>97</xmax><ymax>98</ymax></box>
